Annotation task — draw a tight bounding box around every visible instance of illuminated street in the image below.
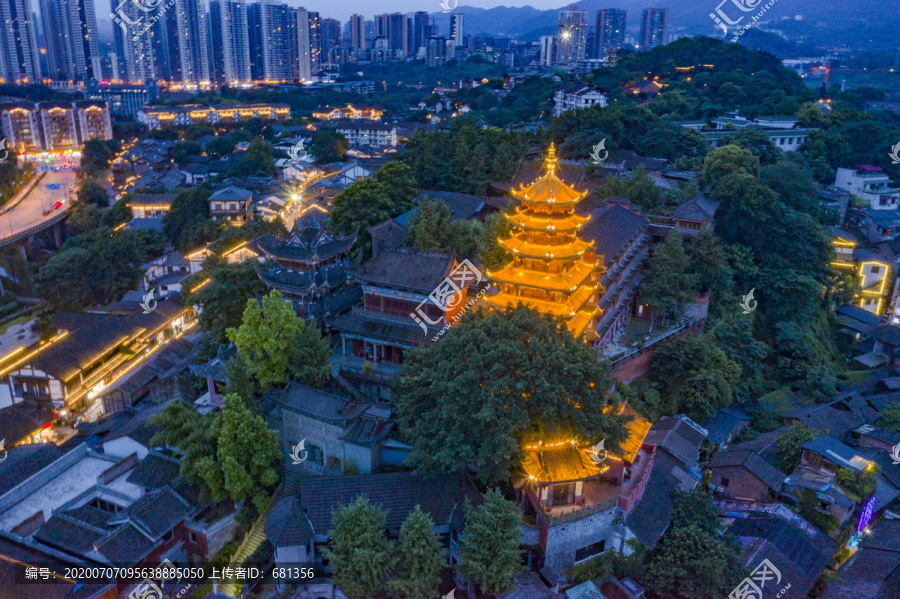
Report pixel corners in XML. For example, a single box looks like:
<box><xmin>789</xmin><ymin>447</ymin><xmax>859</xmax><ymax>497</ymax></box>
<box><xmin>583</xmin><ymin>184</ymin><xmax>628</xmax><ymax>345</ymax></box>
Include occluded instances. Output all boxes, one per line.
<box><xmin>0</xmin><ymin>158</ymin><xmax>77</xmax><ymax>241</ymax></box>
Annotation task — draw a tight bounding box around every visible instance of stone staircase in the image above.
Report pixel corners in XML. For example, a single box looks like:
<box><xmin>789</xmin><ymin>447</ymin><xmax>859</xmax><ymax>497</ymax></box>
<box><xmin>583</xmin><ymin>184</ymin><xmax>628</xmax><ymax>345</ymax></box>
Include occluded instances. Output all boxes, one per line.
<box><xmin>218</xmin><ymin>506</ymin><xmax>270</xmax><ymax>597</ymax></box>
<box><xmin>219</xmin><ymin>458</ymin><xmax>305</xmax><ymax>597</ymax></box>
<box><xmin>333</xmin><ymin>370</ymin><xmax>367</xmax><ymax>402</ymax></box>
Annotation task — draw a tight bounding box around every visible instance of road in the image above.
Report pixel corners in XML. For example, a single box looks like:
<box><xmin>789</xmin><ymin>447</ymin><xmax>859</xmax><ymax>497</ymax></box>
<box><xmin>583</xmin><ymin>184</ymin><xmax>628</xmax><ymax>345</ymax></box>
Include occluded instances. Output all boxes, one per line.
<box><xmin>0</xmin><ymin>160</ymin><xmax>77</xmax><ymax>241</ymax></box>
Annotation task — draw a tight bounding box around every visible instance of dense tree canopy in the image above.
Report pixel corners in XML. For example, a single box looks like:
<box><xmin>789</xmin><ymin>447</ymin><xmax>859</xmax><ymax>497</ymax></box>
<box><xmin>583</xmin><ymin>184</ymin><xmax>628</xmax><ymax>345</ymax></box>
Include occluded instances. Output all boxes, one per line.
<box><xmin>185</xmin><ymin>261</ymin><xmax>267</xmax><ymax>344</ymax></box>
<box><xmin>227</xmin><ymin>289</ymin><xmax>331</xmax><ymax>389</ymax></box>
<box><xmin>395</xmin><ymin>307</ymin><xmax>629</xmax><ymax>484</ymax></box>
<box><xmin>457</xmin><ymin>489</ymin><xmax>523</xmax><ymax>594</ymax></box>
<box><xmin>164</xmin><ymin>187</ymin><xmax>219</xmax><ymax>250</ymax></box>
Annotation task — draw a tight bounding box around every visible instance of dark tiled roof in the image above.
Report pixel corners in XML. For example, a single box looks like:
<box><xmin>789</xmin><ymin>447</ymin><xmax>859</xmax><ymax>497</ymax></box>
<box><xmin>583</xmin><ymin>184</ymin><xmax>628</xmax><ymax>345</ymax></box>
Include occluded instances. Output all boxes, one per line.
<box><xmin>783</xmin><ymin>393</ymin><xmax>882</xmax><ymax>436</ymax></box>
<box><xmin>0</xmin><ymin>535</ymin><xmax>114</xmax><ymax>599</ymax></box>
<box><xmin>126</xmin><ymin>451</ymin><xmax>182</xmax><ymax>489</ymax></box>
<box><xmin>801</xmin><ymin>435</ymin><xmax>873</xmax><ymax>471</ymax></box>
<box><xmin>100</xmin><ymin>402</ymin><xmax>169</xmax><ymax>447</ymax></box>
<box><xmin>28</xmin><ymin>316</ymin><xmax>143</xmax><ymax>381</ymax></box>
<box><xmin>34</xmin><ymin>514</ymin><xmax>107</xmax><ymax>554</ymax></box>
<box><xmin>125</xmin><ymin>487</ymin><xmax>193</xmax><ymax>539</ymax></box>
<box><xmin>671</xmin><ymin>192</ymin><xmax>719</xmax><ymax>222</ymax></box>
<box><xmin>340</xmin><ymin>417</ymin><xmax>395</xmax><ymax>448</ymax></box>
<box><xmin>413</xmin><ymin>190</ymin><xmax>487</xmax><ymax>221</ymax></box>
<box><xmin>643</xmin><ymin>416</ymin><xmax>705</xmax><ymax>468</ymax></box>
<box><xmin>300</xmin><ymin>471</ymin><xmax>469</xmax><ymax>533</ymax></box>
<box><xmin>254</xmin><ymin>224</ymin><xmax>357</xmax><ymax>264</ymax></box>
<box><xmin>350</xmin><ymin>247</ymin><xmax>454</xmax><ymax>293</ymax></box>
<box><xmin>0</xmin><ymin>443</ymin><xmax>63</xmax><ymax>493</ymax></box>
<box><xmin>326</xmin><ymin>306</ymin><xmax>441</xmax><ymax>346</ymax></box>
<box><xmin>729</xmin><ymin>516</ymin><xmax>836</xmax><ymax>599</ymax></box>
<box><xmin>65</xmin><ymin>506</ymin><xmax>115</xmax><ymax>530</ymax></box>
<box><xmin>874</xmin><ymin>324</ymin><xmax>900</xmax><ymax>347</ymax></box>
<box><xmin>709</xmin><ymin>450</ymin><xmax>786</xmax><ymax>491</ymax></box>
<box><xmin>582</xmin><ymin>204</ymin><xmax>648</xmax><ymax>267</ymax></box>
<box><xmin>0</xmin><ymin>402</ymin><xmax>55</xmax><ymax>447</ymax></box>
<box><xmin>49</xmin><ymin>311</ymin><xmax>108</xmax><ymax>332</ymax></box>
<box><xmin>94</xmin><ymin>523</ymin><xmax>157</xmax><ymax>563</ymax></box>
<box><xmin>270</xmin><ymin>383</ymin><xmax>367</xmax><ymax>424</ymax></box>
<box><xmin>265</xmin><ymin>497</ymin><xmax>314</xmax><ymax>548</ymax></box>
<box><xmin>702</xmin><ymin>408</ymin><xmax>752</xmax><ymax>445</ymax></box>
<box><xmin>624</xmin><ymin>455</ymin><xmax>679</xmax><ymax>549</ymax></box>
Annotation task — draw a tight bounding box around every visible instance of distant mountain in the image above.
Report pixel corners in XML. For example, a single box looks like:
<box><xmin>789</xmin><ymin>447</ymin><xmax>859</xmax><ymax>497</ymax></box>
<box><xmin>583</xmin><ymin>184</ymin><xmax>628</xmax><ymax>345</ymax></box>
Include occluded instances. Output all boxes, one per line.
<box><xmin>430</xmin><ymin>0</ymin><xmax>899</xmax><ymax>51</ymax></box>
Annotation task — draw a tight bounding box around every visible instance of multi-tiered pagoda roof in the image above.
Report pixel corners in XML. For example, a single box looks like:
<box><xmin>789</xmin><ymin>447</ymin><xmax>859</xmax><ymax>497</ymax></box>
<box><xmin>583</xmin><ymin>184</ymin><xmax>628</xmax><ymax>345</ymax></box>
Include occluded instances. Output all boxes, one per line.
<box><xmin>486</xmin><ymin>144</ymin><xmax>605</xmax><ymax>338</ymax></box>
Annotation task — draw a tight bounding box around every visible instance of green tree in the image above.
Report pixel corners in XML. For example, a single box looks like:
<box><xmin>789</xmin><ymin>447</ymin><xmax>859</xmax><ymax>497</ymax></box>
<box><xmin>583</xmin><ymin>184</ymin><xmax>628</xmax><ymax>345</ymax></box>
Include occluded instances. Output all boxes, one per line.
<box><xmin>685</xmin><ymin>229</ymin><xmax>733</xmax><ymax>298</ymax></box>
<box><xmin>66</xmin><ymin>202</ymin><xmax>101</xmax><ymax>235</ymax></box>
<box><xmin>186</xmin><ymin>261</ymin><xmax>267</xmax><ymax>344</ymax></box>
<box><xmin>374</xmin><ymin>161</ymin><xmax>420</xmax><ymax>207</ymax></box>
<box><xmin>390</xmin><ymin>506</ymin><xmax>444</xmax><ymax>599</ymax></box>
<box><xmin>651</xmin><ymin>333</ymin><xmax>741</xmax><ymax>420</ymax></box>
<box><xmin>76</xmin><ymin>178</ymin><xmax>109</xmax><ymax>207</ymax></box>
<box><xmin>322</xmin><ymin>496</ymin><xmax>395</xmax><ymax>599</ymax></box>
<box><xmin>836</xmin><ymin>467</ymin><xmax>878</xmax><ymax>501</ymax></box>
<box><xmin>406</xmin><ymin>197</ymin><xmax>452</xmax><ymax>251</ymax></box>
<box><xmin>476</xmin><ymin>210</ymin><xmax>512</xmax><ymax>270</ymax></box>
<box><xmin>206</xmin><ymin>136</ymin><xmax>237</xmax><ymax>157</ymax></box>
<box><xmin>720</xmin><ymin>128</ymin><xmax>781</xmax><ymax>165</ymax></box>
<box><xmin>170</xmin><ymin>141</ymin><xmax>202</xmax><ymax>164</ymax></box>
<box><xmin>35</xmin><ymin>228</ymin><xmax>165</xmax><ymax>309</ymax></box>
<box><xmin>208</xmin><ymin>393</ymin><xmax>281</xmax><ymax>511</ymax></box>
<box><xmin>645</xmin><ymin>488</ymin><xmax>743</xmax><ymax>599</ymax></box>
<box><xmin>457</xmin><ymin>489</ymin><xmax>523</xmax><ymax>594</ymax></box>
<box><xmin>310</xmin><ymin>129</ymin><xmax>349</xmax><ymax>163</ymax></box>
<box><xmin>226</xmin><ymin>138</ymin><xmax>277</xmax><ymax>177</ymax></box>
<box><xmin>164</xmin><ymin>187</ymin><xmax>219</xmax><ymax>250</ymax></box>
<box><xmin>775</xmin><ymin>424</ymin><xmax>819</xmax><ymax>472</ymax></box>
<box><xmin>330</xmin><ymin>178</ymin><xmax>414</xmax><ymax>256</ymax></box>
<box><xmin>80</xmin><ymin>138</ymin><xmax>116</xmax><ymax>177</ymax></box>
<box><xmin>148</xmin><ymin>399</ymin><xmax>217</xmax><ymax>492</ymax></box>
<box><xmin>100</xmin><ymin>195</ymin><xmax>132</xmax><ymax>228</ymax></box>
<box><xmin>760</xmin><ymin>160</ymin><xmax>820</xmax><ymax>215</ymax></box>
<box><xmin>395</xmin><ymin>307</ymin><xmax>628</xmax><ymax>485</ymax></box>
<box><xmin>639</xmin><ymin>230</ymin><xmax>696</xmax><ymax>326</ymax></box>
<box><xmin>226</xmin><ymin>289</ymin><xmax>331</xmax><ymax>389</ymax></box>
<box><xmin>878</xmin><ymin>403</ymin><xmax>900</xmax><ymax>432</ymax></box>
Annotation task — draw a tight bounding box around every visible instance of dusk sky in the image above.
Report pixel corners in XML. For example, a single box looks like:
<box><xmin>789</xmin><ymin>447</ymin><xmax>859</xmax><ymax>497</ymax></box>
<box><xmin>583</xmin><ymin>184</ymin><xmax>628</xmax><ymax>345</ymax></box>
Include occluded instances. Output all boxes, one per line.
<box><xmin>291</xmin><ymin>1</ymin><xmax>563</xmax><ymax>22</ymax></box>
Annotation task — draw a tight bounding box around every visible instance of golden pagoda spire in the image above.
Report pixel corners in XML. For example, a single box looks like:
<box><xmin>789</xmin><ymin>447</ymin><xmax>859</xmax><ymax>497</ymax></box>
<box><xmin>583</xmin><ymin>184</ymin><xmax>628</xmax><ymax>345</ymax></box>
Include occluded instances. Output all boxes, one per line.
<box><xmin>485</xmin><ymin>145</ymin><xmax>606</xmax><ymax>339</ymax></box>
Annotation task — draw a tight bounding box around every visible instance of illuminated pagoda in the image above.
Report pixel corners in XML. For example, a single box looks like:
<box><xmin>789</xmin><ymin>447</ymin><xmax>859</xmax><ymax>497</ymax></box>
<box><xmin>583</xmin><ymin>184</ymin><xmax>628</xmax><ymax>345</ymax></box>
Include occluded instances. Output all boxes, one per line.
<box><xmin>486</xmin><ymin>144</ymin><xmax>604</xmax><ymax>338</ymax></box>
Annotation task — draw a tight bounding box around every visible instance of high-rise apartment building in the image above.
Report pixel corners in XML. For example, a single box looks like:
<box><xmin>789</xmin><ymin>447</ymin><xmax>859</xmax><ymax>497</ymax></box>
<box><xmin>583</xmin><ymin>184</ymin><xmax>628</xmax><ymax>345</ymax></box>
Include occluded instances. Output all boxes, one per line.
<box><xmin>375</xmin><ymin>12</ymin><xmax>408</xmax><ymax>56</ymax></box>
<box><xmin>112</xmin><ymin>0</ymin><xmax>156</xmax><ymax>84</ymax></box>
<box><xmin>595</xmin><ymin>9</ymin><xmax>626</xmax><ymax>58</ymax></box>
<box><xmin>557</xmin><ymin>8</ymin><xmax>588</xmax><ymax>65</ymax></box>
<box><xmin>320</xmin><ymin>18</ymin><xmax>340</xmax><ymax>63</ymax></box>
<box><xmin>0</xmin><ymin>0</ymin><xmax>41</xmax><ymax>83</ymax></box>
<box><xmin>639</xmin><ymin>7</ymin><xmax>668</xmax><ymax>51</ymax></box>
<box><xmin>450</xmin><ymin>13</ymin><xmax>464</xmax><ymax>48</ymax></box>
<box><xmin>40</xmin><ymin>0</ymin><xmax>101</xmax><ymax>82</ymax></box>
<box><xmin>412</xmin><ymin>11</ymin><xmax>430</xmax><ymax>56</ymax></box>
<box><xmin>539</xmin><ymin>35</ymin><xmax>557</xmax><ymax>67</ymax></box>
<box><xmin>209</xmin><ymin>0</ymin><xmax>252</xmax><ymax>86</ymax></box>
<box><xmin>289</xmin><ymin>7</ymin><xmax>320</xmax><ymax>82</ymax></box>
<box><xmin>349</xmin><ymin>14</ymin><xmax>366</xmax><ymax>50</ymax></box>
<box><xmin>248</xmin><ymin>0</ymin><xmax>292</xmax><ymax>82</ymax></box>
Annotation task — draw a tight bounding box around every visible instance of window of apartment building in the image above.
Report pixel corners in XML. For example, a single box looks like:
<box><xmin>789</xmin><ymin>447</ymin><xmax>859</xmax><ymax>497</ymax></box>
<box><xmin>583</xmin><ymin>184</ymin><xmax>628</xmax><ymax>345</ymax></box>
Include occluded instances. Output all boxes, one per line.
<box><xmin>721</xmin><ymin>476</ymin><xmax>730</xmax><ymax>487</ymax></box>
<box><xmin>188</xmin><ymin>531</ymin><xmax>198</xmax><ymax>542</ymax></box>
<box><xmin>871</xmin><ymin>265</ymin><xmax>881</xmax><ymax>273</ymax></box>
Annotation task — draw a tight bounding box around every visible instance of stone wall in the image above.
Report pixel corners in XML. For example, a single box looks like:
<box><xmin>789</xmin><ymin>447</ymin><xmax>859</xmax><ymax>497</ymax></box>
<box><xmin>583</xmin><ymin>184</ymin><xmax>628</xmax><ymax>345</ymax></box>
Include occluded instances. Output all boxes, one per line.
<box><xmin>542</xmin><ymin>506</ymin><xmax>623</xmax><ymax>572</ymax></box>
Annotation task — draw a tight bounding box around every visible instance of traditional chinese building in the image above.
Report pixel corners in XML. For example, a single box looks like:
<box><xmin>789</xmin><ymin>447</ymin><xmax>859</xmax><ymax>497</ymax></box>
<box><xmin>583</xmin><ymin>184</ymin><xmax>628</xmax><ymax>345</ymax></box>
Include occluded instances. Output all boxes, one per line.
<box><xmin>485</xmin><ymin>144</ymin><xmax>604</xmax><ymax>339</ymax></box>
<box><xmin>251</xmin><ymin>211</ymin><xmax>358</xmax><ymax>308</ymax></box>
<box><xmin>326</xmin><ymin>248</ymin><xmax>472</xmax><ymax>379</ymax></box>
<box><xmin>517</xmin><ymin>402</ymin><xmax>654</xmax><ymax>571</ymax></box>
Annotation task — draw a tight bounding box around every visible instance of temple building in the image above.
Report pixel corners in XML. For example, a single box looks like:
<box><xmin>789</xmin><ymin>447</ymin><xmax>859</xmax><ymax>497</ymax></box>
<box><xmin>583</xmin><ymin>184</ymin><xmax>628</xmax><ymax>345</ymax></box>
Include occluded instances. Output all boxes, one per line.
<box><xmin>250</xmin><ymin>211</ymin><xmax>360</xmax><ymax>319</ymax></box>
<box><xmin>485</xmin><ymin>144</ymin><xmax>604</xmax><ymax>339</ymax></box>
<box><xmin>326</xmin><ymin>247</ymin><xmax>464</xmax><ymax>380</ymax></box>
<box><xmin>517</xmin><ymin>402</ymin><xmax>653</xmax><ymax>571</ymax></box>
